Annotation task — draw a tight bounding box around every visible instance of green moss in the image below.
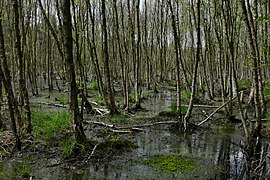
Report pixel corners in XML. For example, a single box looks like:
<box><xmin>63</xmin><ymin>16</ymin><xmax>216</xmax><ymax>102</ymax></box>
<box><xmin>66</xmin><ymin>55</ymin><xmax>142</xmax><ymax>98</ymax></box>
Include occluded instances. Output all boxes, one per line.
<box><xmin>98</xmin><ymin>137</ymin><xmax>136</xmax><ymax>155</ymax></box>
<box><xmin>143</xmin><ymin>154</ymin><xmax>195</xmax><ymax>172</ymax></box>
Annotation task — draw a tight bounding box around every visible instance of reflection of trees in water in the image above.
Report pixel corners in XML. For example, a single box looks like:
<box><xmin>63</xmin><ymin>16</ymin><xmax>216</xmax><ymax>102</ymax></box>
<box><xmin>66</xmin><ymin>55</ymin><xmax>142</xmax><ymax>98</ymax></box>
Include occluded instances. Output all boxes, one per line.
<box><xmin>242</xmin><ymin>141</ymin><xmax>269</xmax><ymax>179</ymax></box>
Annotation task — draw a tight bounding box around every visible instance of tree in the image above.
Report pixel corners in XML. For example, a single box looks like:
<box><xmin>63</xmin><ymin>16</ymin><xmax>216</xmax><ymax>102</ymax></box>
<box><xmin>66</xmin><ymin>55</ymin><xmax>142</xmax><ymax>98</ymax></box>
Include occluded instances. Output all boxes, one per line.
<box><xmin>61</xmin><ymin>0</ymin><xmax>86</xmax><ymax>142</ymax></box>
<box><xmin>12</xmin><ymin>0</ymin><xmax>31</xmax><ymax>134</ymax></box>
<box><xmin>101</xmin><ymin>0</ymin><xmax>119</xmax><ymax>115</ymax></box>
<box><xmin>0</xmin><ymin>11</ymin><xmax>21</xmax><ymax>150</ymax></box>
<box><xmin>183</xmin><ymin>0</ymin><xmax>201</xmax><ymax>130</ymax></box>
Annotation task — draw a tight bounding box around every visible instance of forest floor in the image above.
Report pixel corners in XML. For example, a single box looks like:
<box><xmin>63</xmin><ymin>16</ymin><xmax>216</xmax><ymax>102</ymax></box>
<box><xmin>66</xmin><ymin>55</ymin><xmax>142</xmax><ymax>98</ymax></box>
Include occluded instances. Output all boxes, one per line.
<box><xmin>1</xmin><ymin>86</ymin><xmax>270</xmax><ymax>179</ymax></box>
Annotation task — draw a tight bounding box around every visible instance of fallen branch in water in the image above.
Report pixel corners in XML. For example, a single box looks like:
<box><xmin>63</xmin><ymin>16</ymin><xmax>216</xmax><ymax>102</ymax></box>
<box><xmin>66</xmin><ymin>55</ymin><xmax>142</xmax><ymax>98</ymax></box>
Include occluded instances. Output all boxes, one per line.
<box><xmin>197</xmin><ymin>95</ymin><xmax>238</xmax><ymax>126</ymax></box>
<box><xmin>84</xmin><ymin>120</ymin><xmax>178</xmax><ymax>131</ymax></box>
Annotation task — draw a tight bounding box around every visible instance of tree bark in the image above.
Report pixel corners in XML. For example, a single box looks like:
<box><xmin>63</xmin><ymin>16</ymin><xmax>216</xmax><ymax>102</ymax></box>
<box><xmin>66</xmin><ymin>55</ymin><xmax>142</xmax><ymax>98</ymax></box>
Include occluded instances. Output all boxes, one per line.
<box><xmin>184</xmin><ymin>0</ymin><xmax>201</xmax><ymax>131</ymax></box>
<box><xmin>241</xmin><ymin>0</ymin><xmax>261</xmax><ymax>138</ymax></box>
<box><xmin>13</xmin><ymin>0</ymin><xmax>31</xmax><ymax>134</ymax></box>
<box><xmin>0</xmin><ymin>14</ymin><xmax>21</xmax><ymax>150</ymax></box>
<box><xmin>61</xmin><ymin>0</ymin><xmax>86</xmax><ymax>142</ymax></box>
<box><xmin>101</xmin><ymin>0</ymin><xmax>119</xmax><ymax>115</ymax></box>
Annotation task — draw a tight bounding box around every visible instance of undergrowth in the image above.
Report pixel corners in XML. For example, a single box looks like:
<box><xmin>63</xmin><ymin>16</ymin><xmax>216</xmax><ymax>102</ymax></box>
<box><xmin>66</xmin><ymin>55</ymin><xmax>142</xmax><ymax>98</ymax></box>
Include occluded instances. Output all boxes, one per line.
<box><xmin>60</xmin><ymin>137</ymin><xmax>86</xmax><ymax>158</ymax></box>
<box><xmin>32</xmin><ymin>109</ymin><xmax>70</xmax><ymax>138</ymax></box>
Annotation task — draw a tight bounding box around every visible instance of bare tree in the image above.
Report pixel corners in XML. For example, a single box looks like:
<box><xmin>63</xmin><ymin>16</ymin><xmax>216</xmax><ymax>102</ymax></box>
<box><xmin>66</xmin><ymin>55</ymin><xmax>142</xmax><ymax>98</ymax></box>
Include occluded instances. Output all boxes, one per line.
<box><xmin>61</xmin><ymin>0</ymin><xmax>86</xmax><ymax>142</ymax></box>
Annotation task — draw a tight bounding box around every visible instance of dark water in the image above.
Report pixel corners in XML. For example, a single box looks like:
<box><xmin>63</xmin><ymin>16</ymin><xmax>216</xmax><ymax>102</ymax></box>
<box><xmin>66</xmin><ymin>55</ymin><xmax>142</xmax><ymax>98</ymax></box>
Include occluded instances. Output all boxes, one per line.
<box><xmin>0</xmin><ymin>90</ymin><xmax>269</xmax><ymax>179</ymax></box>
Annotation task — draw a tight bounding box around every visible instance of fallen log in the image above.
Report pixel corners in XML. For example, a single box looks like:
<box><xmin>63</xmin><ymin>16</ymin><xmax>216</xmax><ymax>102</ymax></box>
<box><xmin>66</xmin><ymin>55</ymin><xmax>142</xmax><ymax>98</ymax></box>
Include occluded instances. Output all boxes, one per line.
<box><xmin>84</xmin><ymin>121</ymin><xmax>114</xmax><ymax>128</ymax></box>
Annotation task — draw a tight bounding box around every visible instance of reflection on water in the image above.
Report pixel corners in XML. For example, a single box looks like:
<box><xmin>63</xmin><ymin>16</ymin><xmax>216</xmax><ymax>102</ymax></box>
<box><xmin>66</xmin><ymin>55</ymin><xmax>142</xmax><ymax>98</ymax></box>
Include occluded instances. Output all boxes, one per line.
<box><xmin>1</xmin><ymin>90</ymin><xmax>269</xmax><ymax>179</ymax></box>
<box><xmin>2</xmin><ymin>125</ymin><xmax>268</xmax><ymax>179</ymax></box>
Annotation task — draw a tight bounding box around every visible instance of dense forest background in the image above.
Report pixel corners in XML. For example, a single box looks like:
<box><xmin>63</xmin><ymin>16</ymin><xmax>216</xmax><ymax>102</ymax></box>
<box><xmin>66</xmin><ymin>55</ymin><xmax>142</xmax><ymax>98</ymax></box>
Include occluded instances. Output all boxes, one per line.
<box><xmin>0</xmin><ymin>0</ymin><xmax>270</xmax><ymax>178</ymax></box>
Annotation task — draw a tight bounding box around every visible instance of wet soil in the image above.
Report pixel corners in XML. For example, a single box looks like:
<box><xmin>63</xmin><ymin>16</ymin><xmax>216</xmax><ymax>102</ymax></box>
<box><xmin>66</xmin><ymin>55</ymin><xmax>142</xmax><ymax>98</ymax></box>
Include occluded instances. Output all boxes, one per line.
<box><xmin>1</xmin><ymin>88</ymin><xmax>270</xmax><ymax>179</ymax></box>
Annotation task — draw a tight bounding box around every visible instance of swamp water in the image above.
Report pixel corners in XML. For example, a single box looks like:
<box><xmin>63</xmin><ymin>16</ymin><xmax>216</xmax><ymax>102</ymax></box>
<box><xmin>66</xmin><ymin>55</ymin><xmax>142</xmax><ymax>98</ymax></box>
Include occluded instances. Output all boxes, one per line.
<box><xmin>1</xmin><ymin>90</ymin><xmax>270</xmax><ymax>179</ymax></box>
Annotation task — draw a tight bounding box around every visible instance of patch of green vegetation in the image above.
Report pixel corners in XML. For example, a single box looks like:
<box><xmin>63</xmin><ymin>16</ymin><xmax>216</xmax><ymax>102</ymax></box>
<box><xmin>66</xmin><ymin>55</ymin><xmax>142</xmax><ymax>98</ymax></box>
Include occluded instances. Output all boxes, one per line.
<box><xmin>182</xmin><ymin>90</ymin><xmax>191</xmax><ymax>101</ymax></box>
<box><xmin>143</xmin><ymin>154</ymin><xmax>195</xmax><ymax>172</ymax></box>
<box><xmin>87</xmin><ymin>80</ymin><xmax>98</xmax><ymax>91</ymax></box>
<box><xmin>264</xmin><ymin>80</ymin><xmax>270</xmax><ymax>98</ymax></box>
<box><xmin>170</xmin><ymin>101</ymin><xmax>177</xmax><ymax>112</ymax></box>
<box><xmin>109</xmin><ymin>113</ymin><xmax>127</xmax><ymax>123</ymax></box>
<box><xmin>238</xmin><ymin>79</ymin><xmax>251</xmax><ymax>90</ymax></box>
<box><xmin>130</xmin><ymin>91</ymin><xmax>136</xmax><ymax>102</ymax></box>
<box><xmin>59</xmin><ymin>96</ymin><xmax>69</xmax><ymax>105</ymax></box>
<box><xmin>159</xmin><ymin>102</ymin><xmax>188</xmax><ymax>117</ymax></box>
<box><xmin>32</xmin><ymin>109</ymin><xmax>70</xmax><ymax>138</ymax></box>
<box><xmin>60</xmin><ymin>137</ymin><xmax>85</xmax><ymax>158</ymax></box>
<box><xmin>14</xmin><ymin>159</ymin><xmax>31</xmax><ymax>178</ymax></box>
<box><xmin>94</xmin><ymin>95</ymin><xmax>105</xmax><ymax>106</ymax></box>
<box><xmin>265</xmin><ymin>113</ymin><xmax>270</xmax><ymax>124</ymax></box>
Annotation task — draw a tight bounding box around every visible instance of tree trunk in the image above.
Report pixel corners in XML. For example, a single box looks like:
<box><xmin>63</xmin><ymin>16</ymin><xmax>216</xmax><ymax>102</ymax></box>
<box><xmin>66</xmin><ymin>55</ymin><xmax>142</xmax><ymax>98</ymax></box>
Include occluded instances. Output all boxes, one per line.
<box><xmin>241</xmin><ymin>0</ymin><xmax>261</xmax><ymax>138</ymax></box>
<box><xmin>0</xmin><ymin>15</ymin><xmax>21</xmax><ymax>150</ymax></box>
<box><xmin>101</xmin><ymin>0</ymin><xmax>119</xmax><ymax>115</ymax></box>
<box><xmin>184</xmin><ymin>0</ymin><xmax>201</xmax><ymax>131</ymax></box>
<box><xmin>61</xmin><ymin>0</ymin><xmax>86</xmax><ymax>142</ymax></box>
<box><xmin>13</xmin><ymin>0</ymin><xmax>31</xmax><ymax>134</ymax></box>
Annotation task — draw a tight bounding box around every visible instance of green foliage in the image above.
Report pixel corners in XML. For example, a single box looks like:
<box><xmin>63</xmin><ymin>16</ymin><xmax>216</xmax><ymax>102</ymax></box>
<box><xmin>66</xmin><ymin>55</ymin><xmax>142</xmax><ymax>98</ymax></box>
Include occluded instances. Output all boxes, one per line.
<box><xmin>180</xmin><ymin>106</ymin><xmax>188</xmax><ymax>114</ymax></box>
<box><xmin>170</xmin><ymin>101</ymin><xmax>188</xmax><ymax>114</ymax></box>
<box><xmin>266</xmin><ymin>113</ymin><xmax>270</xmax><ymax>124</ymax></box>
<box><xmin>237</xmin><ymin>79</ymin><xmax>251</xmax><ymax>90</ymax></box>
<box><xmin>109</xmin><ymin>113</ymin><xmax>126</xmax><ymax>123</ymax></box>
<box><xmin>32</xmin><ymin>109</ymin><xmax>70</xmax><ymax>138</ymax></box>
<box><xmin>94</xmin><ymin>95</ymin><xmax>105</xmax><ymax>106</ymax></box>
<box><xmin>60</xmin><ymin>137</ymin><xmax>85</xmax><ymax>158</ymax></box>
<box><xmin>170</xmin><ymin>101</ymin><xmax>177</xmax><ymax>112</ymax></box>
<box><xmin>15</xmin><ymin>159</ymin><xmax>31</xmax><ymax>178</ymax></box>
<box><xmin>59</xmin><ymin>96</ymin><xmax>69</xmax><ymax>105</ymax></box>
<box><xmin>130</xmin><ymin>91</ymin><xmax>136</xmax><ymax>102</ymax></box>
<box><xmin>182</xmin><ymin>90</ymin><xmax>191</xmax><ymax>101</ymax></box>
<box><xmin>143</xmin><ymin>154</ymin><xmax>195</xmax><ymax>172</ymax></box>
<box><xmin>87</xmin><ymin>80</ymin><xmax>98</xmax><ymax>91</ymax></box>
<box><xmin>264</xmin><ymin>81</ymin><xmax>270</xmax><ymax>97</ymax></box>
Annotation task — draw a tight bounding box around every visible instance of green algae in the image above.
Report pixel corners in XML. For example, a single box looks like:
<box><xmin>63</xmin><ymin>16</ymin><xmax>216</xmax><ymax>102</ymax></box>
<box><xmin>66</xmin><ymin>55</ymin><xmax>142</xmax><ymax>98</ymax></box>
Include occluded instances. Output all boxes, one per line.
<box><xmin>143</xmin><ymin>154</ymin><xmax>195</xmax><ymax>172</ymax></box>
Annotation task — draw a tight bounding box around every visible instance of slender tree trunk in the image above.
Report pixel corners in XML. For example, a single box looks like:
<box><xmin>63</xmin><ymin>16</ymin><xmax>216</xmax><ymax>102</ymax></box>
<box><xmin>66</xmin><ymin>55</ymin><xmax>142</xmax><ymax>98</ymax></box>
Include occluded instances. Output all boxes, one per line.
<box><xmin>134</xmin><ymin>0</ymin><xmax>142</xmax><ymax>109</ymax></box>
<box><xmin>13</xmin><ymin>0</ymin><xmax>31</xmax><ymax>134</ymax></box>
<box><xmin>168</xmin><ymin>1</ymin><xmax>182</xmax><ymax>120</ymax></box>
<box><xmin>61</xmin><ymin>0</ymin><xmax>86</xmax><ymax>142</ymax></box>
<box><xmin>241</xmin><ymin>0</ymin><xmax>261</xmax><ymax>138</ymax></box>
<box><xmin>0</xmin><ymin>15</ymin><xmax>21</xmax><ymax>150</ymax></box>
<box><xmin>101</xmin><ymin>0</ymin><xmax>118</xmax><ymax>115</ymax></box>
<box><xmin>184</xmin><ymin>0</ymin><xmax>201</xmax><ymax>130</ymax></box>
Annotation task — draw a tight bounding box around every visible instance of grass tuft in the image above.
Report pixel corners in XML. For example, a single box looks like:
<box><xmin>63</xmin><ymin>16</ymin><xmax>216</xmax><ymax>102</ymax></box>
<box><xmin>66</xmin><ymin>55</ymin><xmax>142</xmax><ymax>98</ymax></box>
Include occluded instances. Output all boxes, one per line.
<box><xmin>32</xmin><ymin>109</ymin><xmax>70</xmax><ymax>138</ymax></box>
<box><xmin>60</xmin><ymin>137</ymin><xmax>85</xmax><ymax>158</ymax></box>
